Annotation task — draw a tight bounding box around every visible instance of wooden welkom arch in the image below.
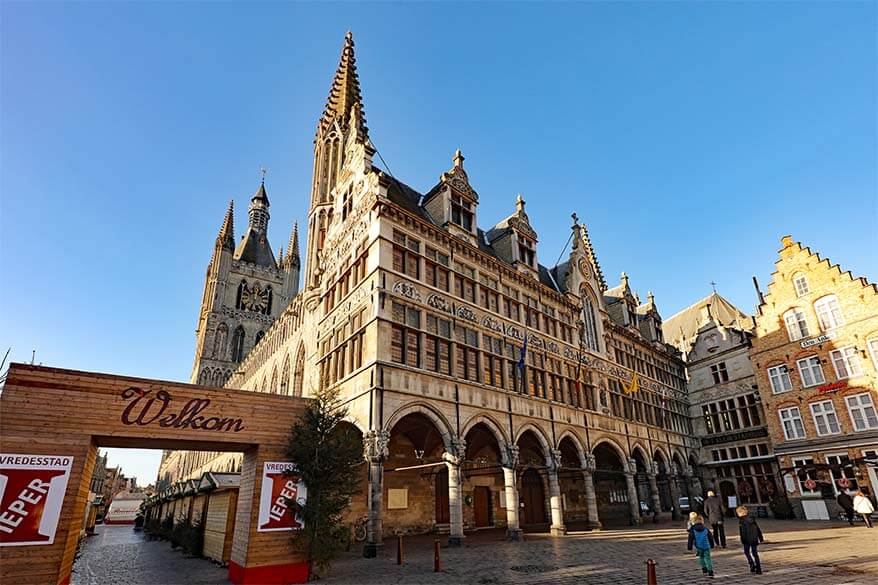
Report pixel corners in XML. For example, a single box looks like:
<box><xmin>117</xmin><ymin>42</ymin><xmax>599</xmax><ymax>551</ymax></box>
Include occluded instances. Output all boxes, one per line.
<box><xmin>0</xmin><ymin>364</ymin><xmax>308</xmax><ymax>585</ymax></box>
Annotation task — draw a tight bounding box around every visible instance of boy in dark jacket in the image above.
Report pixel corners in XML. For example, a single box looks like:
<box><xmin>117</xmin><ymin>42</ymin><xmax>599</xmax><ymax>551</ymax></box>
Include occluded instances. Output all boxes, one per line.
<box><xmin>687</xmin><ymin>515</ymin><xmax>715</xmax><ymax>577</ymax></box>
<box><xmin>736</xmin><ymin>505</ymin><xmax>765</xmax><ymax>574</ymax></box>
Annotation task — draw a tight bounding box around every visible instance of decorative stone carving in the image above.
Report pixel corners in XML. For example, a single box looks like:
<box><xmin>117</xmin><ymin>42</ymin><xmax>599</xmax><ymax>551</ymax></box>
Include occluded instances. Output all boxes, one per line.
<box><xmin>364</xmin><ymin>429</ymin><xmax>390</xmax><ymax>462</ymax></box>
<box><xmin>583</xmin><ymin>453</ymin><xmax>597</xmax><ymax>473</ymax></box>
<box><xmin>392</xmin><ymin>280</ymin><xmax>421</xmax><ymax>301</ymax></box>
<box><xmin>626</xmin><ymin>458</ymin><xmax>639</xmax><ymax>476</ymax></box>
<box><xmin>456</xmin><ymin>305</ymin><xmax>477</xmax><ymax>323</ymax></box>
<box><xmin>502</xmin><ymin>444</ymin><xmax>520</xmax><ymax>469</ymax></box>
<box><xmin>549</xmin><ymin>448</ymin><xmax>563</xmax><ymax>471</ymax></box>
<box><xmin>427</xmin><ymin>293</ymin><xmax>452</xmax><ymax>313</ymax></box>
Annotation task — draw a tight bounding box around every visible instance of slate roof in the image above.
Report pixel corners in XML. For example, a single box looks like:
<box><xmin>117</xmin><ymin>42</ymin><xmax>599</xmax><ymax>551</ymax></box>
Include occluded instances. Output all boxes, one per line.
<box><xmin>376</xmin><ymin>167</ymin><xmax>565</xmax><ymax>294</ymax></box>
<box><xmin>662</xmin><ymin>292</ymin><xmax>754</xmax><ymax>351</ymax></box>
<box><xmin>235</xmin><ymin>228</ymin><xmax>277</xmax><ymax>268</ymax></box>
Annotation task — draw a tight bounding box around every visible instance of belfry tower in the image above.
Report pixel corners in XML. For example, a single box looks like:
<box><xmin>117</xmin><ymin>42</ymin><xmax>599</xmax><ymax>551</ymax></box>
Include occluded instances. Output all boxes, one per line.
<box><xmin>304</xmin><ymin>31</ymin><xmax>373</xmax><ymax>289</ymax></box>
<box><xmin>190</xmin><ymin>179</ymin><xmax>300</xmax><ymax>386</ymax></box>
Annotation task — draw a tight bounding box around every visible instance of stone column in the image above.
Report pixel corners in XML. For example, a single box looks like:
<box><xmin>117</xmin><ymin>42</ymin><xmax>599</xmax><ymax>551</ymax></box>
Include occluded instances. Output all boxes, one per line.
<box><xmin>625</xmin><ymin>459</ymin><xmax>642</xmax><ymax>525</ymax></box>
<box><xmin>687</xmin><ymin>466</ymin><xmax>703</xmax><ymax>497</ymax></box>
<box><xmin>582</xmin><ymin>453</ymin><xmax>601</xmax><ymax>530</ymax></box>
<box><xmin>648</xmin><ymin>462</ymin><xmax>662</xmax><ymax>516</ymax></box>
<box><xmin>502</xmin><ymin>444</ymin><xmax>522</xmax><ymax>541</ymax></box>
<box><xmin>669</xmin><ymin>465</ymin><xmax>682</xmax><ymax>521</ymax></box>
<box><xmin>444</xmin><ymin>437</ymin><xmax>466</xmax><ymax>547</ymax></box>
<box><xmin>547</xmin><ymin>449</ymin><xmax>567</xmax><ymax>535</ymax></box>
<box><xmin>363</xmin><ymin>430</ymin><xmax>389</xmax><ymax>558</ymax></box>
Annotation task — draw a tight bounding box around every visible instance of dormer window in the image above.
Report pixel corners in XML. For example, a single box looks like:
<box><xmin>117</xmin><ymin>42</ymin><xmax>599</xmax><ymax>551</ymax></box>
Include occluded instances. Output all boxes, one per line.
<box><xmin>451</xmin><ymin>194</ymin><xmax>473</xmax><ymax>231</ymax></box>
<box><xmin>518</xmin><ymin>236</ymin><xmax>536</xmax><ymax>268</ymax></box>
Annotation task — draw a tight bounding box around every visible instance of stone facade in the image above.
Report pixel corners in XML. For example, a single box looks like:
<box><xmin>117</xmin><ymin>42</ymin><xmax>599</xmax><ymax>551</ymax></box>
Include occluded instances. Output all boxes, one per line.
<box><xmin>665</xmin><ymin>293</ymin><xmax>779</xmax><ymax>514</ymax></box>
<box><xmin>750</xmin><ymin>235</ymin><xmax>878</xmax><ymax>520</ymax></box>
<box><xmin>161</xmin><ymin>33</ymin><xmax>701</xmax><ymax>548</ymax></box>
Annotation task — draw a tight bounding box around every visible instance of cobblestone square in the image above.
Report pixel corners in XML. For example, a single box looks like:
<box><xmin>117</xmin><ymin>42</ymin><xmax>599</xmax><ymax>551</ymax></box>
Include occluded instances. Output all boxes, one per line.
<box><xmin>75</xmin><ymin>520</ymin><xmax>877</xmax><ymax>584</ymax></box>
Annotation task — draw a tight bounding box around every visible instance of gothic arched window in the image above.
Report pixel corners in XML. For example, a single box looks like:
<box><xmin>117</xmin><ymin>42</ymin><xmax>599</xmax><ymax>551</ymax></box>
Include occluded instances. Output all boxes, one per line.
<box><xmin>280</xmin><ymin>354</ymin><xmax>291</xmax><ymax>395</ymax></box>
<box><xmin>231</xmin><ymin>326</ymin><xmax>246</xmax><ymax>363</ymax></box>
<box><xmin>197</xmin><ymin>368</ymin><xmax>210</xmax><ymax>385</ymax></box>
<box><xmin>270</xmin><ymin>366</ymin><xmax>278</xmax><ymax>394</ymax></box>
<box><xmin>264</xmin><ymin>287</ymin><xmax>273</xmax><ymax>315</ymax></box>
<box><xmin>292</xmin><ymin>343</ymin><xmax>305</xmax><ymax>397</ymax></box>
<box><xmin>236</xmin><ymin>281</ymin><xmax>247</xmax><ymax>310</ymax></box>
<box><xmin>255</xmin><ymin>330</ymin><xmax>265</xmax><ymax>346</ymax></box>
<box><xmin>582</xmin><ymin>290</ymin><xmax>600</xmax><ymax>352</ymax></box>
<box><xmin>212</xmin><ymin>323</ymin><xmax>229</xmax><ymax>359</ymax></box>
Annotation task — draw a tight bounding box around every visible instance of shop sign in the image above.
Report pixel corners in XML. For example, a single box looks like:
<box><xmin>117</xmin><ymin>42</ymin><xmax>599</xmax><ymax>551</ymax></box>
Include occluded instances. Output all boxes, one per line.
<box><xmin>120</xmin><ymin>387</ymin><xmax>245</xmax><ymax>433</ymax></box>
<box><xmin>800</xmin><ymin>333</ymin><xmax>835</xmax><ymax>349</ymax></box>
<box><xmin>818</xmin><ymin>380</ymin><xmax>847</xmax><ymax>394</ymax></box>
<box><xmin>257</xmin><ymin>462</ymin><xmax>307</xmax><ymax>532</ymax></box>
<box><xmin>0</xmin><ymin>454</ymin><xmax>73</xmax><ymax>546</ymax></box>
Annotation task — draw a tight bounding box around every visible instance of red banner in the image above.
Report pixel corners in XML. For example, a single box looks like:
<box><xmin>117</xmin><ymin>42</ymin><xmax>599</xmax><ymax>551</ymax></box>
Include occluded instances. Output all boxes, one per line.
<box><xmin>0</xmin><ymin>454</ymin><xmax>73</xmax><ymax>547</ymax></box>
<box><xmin>257</xmin><ymin>462</ymin><xmax>306</xmax><ymax>532</ymax></box>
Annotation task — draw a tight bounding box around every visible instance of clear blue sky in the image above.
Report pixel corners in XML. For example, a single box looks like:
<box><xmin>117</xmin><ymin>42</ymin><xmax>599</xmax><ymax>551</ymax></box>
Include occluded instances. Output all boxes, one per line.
<box><xmin>2</xmin><ymin>2</ymin><xmax>876</xmax><ymax>484</ymax></box>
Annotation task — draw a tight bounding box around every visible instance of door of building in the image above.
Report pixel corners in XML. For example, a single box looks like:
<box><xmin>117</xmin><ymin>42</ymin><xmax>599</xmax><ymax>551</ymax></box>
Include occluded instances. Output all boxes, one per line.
<box><xmin>473</xmin><ymin>486</ymin><xmax>490</xmax><ymax>527</ymax></box>
<box><xmin>521</xmin><ymin>468</ymin><xmax>547</xmax><ymax>525</ymax></box>
<box><xmin>435</xmin><ymin>467</ymin><xmax>449</xmax><ymax>524</ymax></box>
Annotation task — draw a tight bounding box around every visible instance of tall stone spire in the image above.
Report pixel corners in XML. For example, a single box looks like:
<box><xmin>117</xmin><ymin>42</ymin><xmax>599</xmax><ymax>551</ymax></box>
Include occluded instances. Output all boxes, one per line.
<box><xmin>216</xmin><ymin>200</ymin><xmax>235</xmax><ymax>251</ymax></box>
<box><xmin>286</xmin><ymin>221</ymin><xmax>300</xmax><ymax>268</ymax></box>
<box><xmin>318</xmin><ymin>31</ymin><xmax>367</xmax><ymax>140</ymax></box>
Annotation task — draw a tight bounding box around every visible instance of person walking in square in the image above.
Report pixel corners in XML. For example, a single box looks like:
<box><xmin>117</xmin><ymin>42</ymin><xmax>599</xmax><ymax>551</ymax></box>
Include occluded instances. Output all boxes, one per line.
<box><xmin>853</xmin><ymin>490</ymin><xmax>874</xmax><ymax>528</ymax></box>
<box><xmin>837</xmin><ymin>491</ymin><xmax>855</xmax><ymax>525</ymax></box>
<box><xmin>703</xmin><ymin>490</ymin><xmax>726</xmax><ymax>547</ymax></box>
<box><xmin>687</xmin><ymin>515</ymin><xmax>715</xmax><ymax>577</ymax></box>
<box><xmin>736</xmin><ymin>505</ymin><xmax>764</xmax><ymax>574</ymax></box>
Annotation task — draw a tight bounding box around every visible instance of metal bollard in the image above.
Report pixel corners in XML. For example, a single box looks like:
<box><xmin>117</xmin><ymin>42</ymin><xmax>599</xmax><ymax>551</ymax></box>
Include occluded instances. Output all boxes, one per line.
<box><xmin>397</xmin><ymin>534</ymin><xmax>404</xmax><ymax>565</ymax></box>
<box><xmin>434</xmin><ymin>538</ymin><xmax>442</xmax><ymax>572</ymax></box>
<box><xmin>646</xmin><ymin>558</ymin><xmax>657</xmax><ymax>585</ymax></box>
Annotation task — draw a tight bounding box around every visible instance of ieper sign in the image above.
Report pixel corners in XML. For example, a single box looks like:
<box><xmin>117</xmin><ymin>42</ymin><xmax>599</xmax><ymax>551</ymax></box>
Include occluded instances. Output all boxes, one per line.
<box><xmin>119</xmin><ymin>387</ymin><xmax>245</xmax><ymax>432</ymax></box>
<box><xmin>0</xmin><ymin>454</ymin><xmax>73</xmax><ymax>546</ymax></box>
<box><xmin>257</xmin><ymin>462</ymin><xmax>307</xmax><ymax>532</ymax></box>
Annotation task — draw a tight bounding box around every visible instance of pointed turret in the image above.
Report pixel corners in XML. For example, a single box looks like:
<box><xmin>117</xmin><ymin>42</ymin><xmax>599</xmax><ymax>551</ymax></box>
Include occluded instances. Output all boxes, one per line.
<box><xmin>234</xmin><ymin>180</ymin><xmax>276</xmax><ymax>269</ymax></box>
<box><xmin>216</xmin><ymin>200</ymin><xmax>235</xmax><ymax>251</ymax></box>
<box><xmin>286</xmin><ymin>221</ymin><xmax>300</xmax><ymax>268</ymax></box>
<box><xmin>318</xmin><ymin>31</ymin><xmax>367</xmax><ymax>140</ymax></box>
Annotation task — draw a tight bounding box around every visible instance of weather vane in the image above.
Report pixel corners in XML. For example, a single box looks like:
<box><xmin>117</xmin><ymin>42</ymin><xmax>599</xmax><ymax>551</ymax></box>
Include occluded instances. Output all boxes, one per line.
<box><xmin>710</xmin><ymin>280</ymin><xmax>717</xmax><ymax>293</ymax></box>
<box><xmin>259</xmin><ymin>165</ymin><xmax>268</xmax><ymax>183</ymax></box>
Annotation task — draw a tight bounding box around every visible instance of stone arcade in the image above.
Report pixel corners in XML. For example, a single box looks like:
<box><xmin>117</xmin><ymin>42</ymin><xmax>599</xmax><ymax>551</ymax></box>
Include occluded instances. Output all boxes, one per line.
<box><xmin>161</xmin><ymin>32</ymin><xmax>702</xmax><ymax>555</ymax></box>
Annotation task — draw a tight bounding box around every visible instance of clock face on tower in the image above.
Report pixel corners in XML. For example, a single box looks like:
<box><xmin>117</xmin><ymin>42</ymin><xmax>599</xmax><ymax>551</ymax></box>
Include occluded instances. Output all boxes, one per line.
<box><xmin>242</xmin><ymin>282</ymin><xmax>269</xmax><ymax>312</ymax></box>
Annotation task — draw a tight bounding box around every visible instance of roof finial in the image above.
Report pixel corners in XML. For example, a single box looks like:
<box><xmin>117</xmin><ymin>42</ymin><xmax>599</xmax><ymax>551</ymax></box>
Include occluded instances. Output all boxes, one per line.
<box><xmin>621</xmin><ymin>271</ymin><xmax>629</xmax><ymax>288</ymax></box>
<box><xmin>516</xmin><ymin>194</ymin><xmax>525</xmax><ymax>213</ymax></box>
<box><xmin>453</xmin><ymin>149</ymin><xmax>464</xmax><ymax>168</ymax></box>
<box><xmin>648</xmin><ymin>291</ymin><xmax>655</xmax><ymax>304</ymax></box>
<box><xmin>571</xmin><ymin>212</ymin><xmax>579</xmax><ymax>226</ymax></box>
<box><xmin>710</xmin><ymin>280</ymin><xmax>717</xmax><ymax>293</ymax></box>
<box><xmin>259</xmin><ymin>165</ymin><xmax>268</xmax><ymax>184</ymax></box>
<box><xmin>345</xmin><ymin>30</ymin><xmax>353</xmax><ymax>43</ymax></box>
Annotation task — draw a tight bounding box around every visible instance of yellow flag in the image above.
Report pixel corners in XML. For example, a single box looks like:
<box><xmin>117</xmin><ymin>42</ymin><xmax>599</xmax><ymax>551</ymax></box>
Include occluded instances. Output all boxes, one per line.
<box><xmin>624</xmin><ymin>372</ymin><xmax>639</xmax><ymax>394</ymax></box>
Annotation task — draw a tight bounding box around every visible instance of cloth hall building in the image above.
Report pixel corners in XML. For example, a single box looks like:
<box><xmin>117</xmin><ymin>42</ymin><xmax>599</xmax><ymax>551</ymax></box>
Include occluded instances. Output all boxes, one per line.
<box><xmin>158</xmin><ymin>33</ymin><xmax>701</xmax><ymax>551</ymax></box>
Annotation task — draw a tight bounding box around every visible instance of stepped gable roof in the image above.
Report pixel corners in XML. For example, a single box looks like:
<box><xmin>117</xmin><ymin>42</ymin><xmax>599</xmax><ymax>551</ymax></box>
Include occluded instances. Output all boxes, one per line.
<box><xmin>661</xmin><ymin>292</ymin><xmax>753</xmax><ymax>350</ymax></box>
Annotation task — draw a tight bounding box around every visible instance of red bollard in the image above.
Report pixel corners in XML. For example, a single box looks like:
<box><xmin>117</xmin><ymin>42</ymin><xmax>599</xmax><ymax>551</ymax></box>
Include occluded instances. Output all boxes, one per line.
<box><xmin>434</xmin><ymin>539</ymin><xmax>442</xmax><ymax>572</ymax></box>
<box><xmin>397</xmin><ymin>534</ymin><xmax>404</xmax><ymax>565</ymax></box>
<box><xmin>646</xmin><ymin>558</ymin><xmax>658</xmax><ymax>585</ymax></box>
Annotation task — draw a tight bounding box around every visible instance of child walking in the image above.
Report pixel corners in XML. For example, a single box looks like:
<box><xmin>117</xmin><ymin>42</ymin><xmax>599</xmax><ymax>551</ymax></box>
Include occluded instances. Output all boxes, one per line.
<box><xmin>687</xmin><ymin>515</ymin><xmax>715</xmax><ymax>577</ymax></box>
<box><xmin>736</xmin><ymin>505</ymin><xmax>764</xmax><ymax>574</ymax></box>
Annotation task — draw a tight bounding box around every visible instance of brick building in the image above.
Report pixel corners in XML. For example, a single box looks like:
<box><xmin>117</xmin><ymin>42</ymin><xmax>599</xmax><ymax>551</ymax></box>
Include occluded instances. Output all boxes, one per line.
<box><xmin>159</xmin><ymin>33</ymin><xmax>700</xmax><ymax>551</ymax></box>
<box><xmin>750</xmin><ymin>236</ymin><xmax>878</xmax><ymax>520</ymax></box>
